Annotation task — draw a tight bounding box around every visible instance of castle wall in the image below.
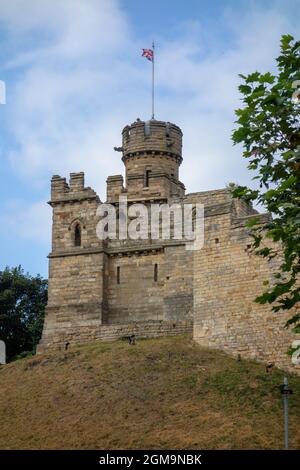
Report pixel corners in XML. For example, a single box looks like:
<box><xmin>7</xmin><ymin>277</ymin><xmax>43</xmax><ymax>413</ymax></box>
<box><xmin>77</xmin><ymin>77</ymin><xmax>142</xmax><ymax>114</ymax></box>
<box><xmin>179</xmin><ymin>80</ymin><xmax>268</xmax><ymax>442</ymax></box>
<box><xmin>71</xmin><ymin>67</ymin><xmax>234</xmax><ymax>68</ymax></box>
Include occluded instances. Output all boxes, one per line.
<box><xmin>122</xmin><ymin>120</ymin><xmax>182</xmax><ymax>157</ymax></box>
<box><xmin>39</xmin><ymin>143</ymin><xmax>193</xmax><ymax>352</ymax></box>
<box><xmin>193</xmin><ymin>207</ymin><xmax>297</xmax><ymax>372</ymax></box>
<box><xmin>38</xmin><ymin>320</ymin><xmax>193</xmax><ymax>352</ymax></box>
<box><xmin>39</xmin><ymin>119</ymin><xmax>299</xmax><ymax>374</ymax></box>
<box><xmin>121</xmin><ymin>120</ymin><xmax>185</xmax><ymax>201</ymax></box>
<box><xmin>42</xmin><ymin>253</ymin><xmax>105</xmax><ymax>344</ymax></box>
<box><xmin>164</xmin><ymin>245</ymin><xmax>193</xmax><ymax>321</ymax></box>
<box><xmin>106</xmin><ymin>251</ymin><xmax>165</xmax><ymax>324</ymax></box>
<box><xmin>125</xmin><ymin>154</ymin><xmax>184</xmax><ymax>200</ymax></box>
<box><xmin>106</xmin><ymin>244</ymin><xmax>193</xmax><ymax>325</ymax></box>
<box><xmin>38</xmin><ymin>173</ymin><xmax>106</xmax><ymax>351</ymax></box>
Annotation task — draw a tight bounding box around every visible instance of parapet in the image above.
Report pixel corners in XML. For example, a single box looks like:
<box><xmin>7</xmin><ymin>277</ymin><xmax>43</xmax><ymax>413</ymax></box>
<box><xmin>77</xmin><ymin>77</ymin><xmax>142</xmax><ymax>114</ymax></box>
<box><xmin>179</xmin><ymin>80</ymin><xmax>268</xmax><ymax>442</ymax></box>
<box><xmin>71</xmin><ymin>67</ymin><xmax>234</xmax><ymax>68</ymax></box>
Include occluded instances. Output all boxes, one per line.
<box><xmin>106</xmin><ymin>175</ymin><xmax>126</xmax><ymax>203</ymax></box>
<box><xmin>69</xmin><ymin>172</ymin><xmax>84</xmax><ymax>191</ymax></box>
<box><xmin>121</xmin><ymin>119</ymin><xmax>183</xmax><ymax>163</ymax></box>
<box><xmin>50</xmin><ymin>172</ymin><xmax>99</xmax><ymax>204</ymax></box>
<box><xmin>51</xmin><ymin>175</ymin><xmax>69</xmax><ymax>200</ymax></box>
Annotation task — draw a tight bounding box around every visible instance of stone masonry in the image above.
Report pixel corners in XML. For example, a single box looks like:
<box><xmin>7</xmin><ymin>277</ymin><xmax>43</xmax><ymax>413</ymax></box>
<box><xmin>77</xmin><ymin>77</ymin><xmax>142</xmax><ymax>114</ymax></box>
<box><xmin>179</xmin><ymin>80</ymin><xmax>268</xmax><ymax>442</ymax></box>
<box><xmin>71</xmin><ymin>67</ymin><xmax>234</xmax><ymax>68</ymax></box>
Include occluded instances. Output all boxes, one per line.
<box><xmin>38</xmin><ymin>119</ymin><xmax>299</xmax><ymax>373</ymax></box>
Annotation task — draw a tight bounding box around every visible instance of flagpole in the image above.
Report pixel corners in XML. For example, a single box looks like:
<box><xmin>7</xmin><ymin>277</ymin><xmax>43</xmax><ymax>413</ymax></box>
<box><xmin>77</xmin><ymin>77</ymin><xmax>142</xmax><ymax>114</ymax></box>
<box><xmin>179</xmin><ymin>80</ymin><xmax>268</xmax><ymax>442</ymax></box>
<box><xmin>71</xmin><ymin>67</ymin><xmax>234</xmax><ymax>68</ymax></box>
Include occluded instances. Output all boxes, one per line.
<box><xmin>152</xmin><ymin>41</ymin><xmax>155</xmax><ymax>120</ymax></box>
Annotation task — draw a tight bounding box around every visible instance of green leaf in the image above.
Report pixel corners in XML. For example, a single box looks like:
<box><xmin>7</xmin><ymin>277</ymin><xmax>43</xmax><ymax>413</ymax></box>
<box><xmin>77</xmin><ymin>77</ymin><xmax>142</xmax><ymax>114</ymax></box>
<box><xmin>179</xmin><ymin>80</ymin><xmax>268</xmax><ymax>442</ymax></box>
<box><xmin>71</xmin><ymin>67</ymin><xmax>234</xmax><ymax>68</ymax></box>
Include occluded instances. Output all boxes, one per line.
<box><xmin>281</xmin><ymin>34</ymin><xmax>294</xmax><ymax>50</ymax></box>
<box><xmin>259</xmin><ymin>72</ymin><xmax>275</xmax><ymax>84</ymax></box>
<box><xmin>238</xmin><ymin>84</ymin><xmax>252</xmax><ymax>94</ymax></box>
<box><xmin>246</xmin><ymin>71</ymin><xmax>260</xmax><ymax>83</ymax></box>
<box><xmin>231</xmin><ymin>35</ymin><xmax>300</xmax><ymax>328</ymax></box>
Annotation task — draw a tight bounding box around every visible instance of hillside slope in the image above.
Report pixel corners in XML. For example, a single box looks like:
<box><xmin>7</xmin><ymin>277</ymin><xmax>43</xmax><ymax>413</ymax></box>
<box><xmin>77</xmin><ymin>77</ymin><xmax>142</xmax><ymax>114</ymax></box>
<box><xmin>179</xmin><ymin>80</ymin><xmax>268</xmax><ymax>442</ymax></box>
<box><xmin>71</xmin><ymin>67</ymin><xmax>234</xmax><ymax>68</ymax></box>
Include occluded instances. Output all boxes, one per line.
<box><xmin>0</xmin><ymin>335</ymin><xmax>300</xmax><ymax>450</ymax></box>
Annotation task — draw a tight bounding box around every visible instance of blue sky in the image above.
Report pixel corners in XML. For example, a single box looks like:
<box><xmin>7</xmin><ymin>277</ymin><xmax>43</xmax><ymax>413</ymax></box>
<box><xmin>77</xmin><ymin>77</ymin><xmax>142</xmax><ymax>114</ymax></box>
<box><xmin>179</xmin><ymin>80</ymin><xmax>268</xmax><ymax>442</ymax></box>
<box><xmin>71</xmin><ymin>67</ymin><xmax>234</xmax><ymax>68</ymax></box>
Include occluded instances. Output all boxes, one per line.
<box><xmin>0</xmin><ymin>0</ymin><xmax>299</xmax><ymax>278</ymax></box>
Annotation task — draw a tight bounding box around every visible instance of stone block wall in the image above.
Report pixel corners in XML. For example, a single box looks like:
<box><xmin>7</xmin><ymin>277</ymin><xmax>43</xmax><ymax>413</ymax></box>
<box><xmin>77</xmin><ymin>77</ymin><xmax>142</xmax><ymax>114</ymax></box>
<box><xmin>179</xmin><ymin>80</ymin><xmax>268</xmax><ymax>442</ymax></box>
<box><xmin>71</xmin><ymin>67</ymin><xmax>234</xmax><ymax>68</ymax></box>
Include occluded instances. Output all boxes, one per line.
<box><xmin>39</xmin><ymin>119</ymin><xmax>299</xmax><ymax>374</ymax></box>
<box><xmin>119</xmin><ymin>120</ymin><xmax>185</xmax><ymax>201</ymax></box>
<box><xmin>105</xmin><ymin>243</ymin><xmax>193</xmax><ymax>325</ymax></box>
<box><xmin>122</xmin><ymin>120</ymin><xmax>182</xmax><ymax>158</ymax></box>
<box><xmin>124</xmin><ymin>154</ymin><xmax>185</xmax><ymax>200</ymax></box>
<box><xmin>40</xmin><ymin>173</ymin><xmax>106</xmax><ymax>352</ymax></box>
<box><xmin>193</xmin><ymin>203</ymin><xmax>298</xmax><ymax>372</ymax></box>
<box><xmin>106</xmin><ymin>175</ymin><xmax>125</xmax><ymax>203</ymax></box>
<box><xmin>106</xmin><ymin>250</ymin><xmax>165</xmax><ymax>324</ymax></box>
<box><xmin>164</xmin><ymin>245</ymin><xmax>193</xmax><ymax>321</ymax></box>
<box><xmin>37</xmin><ymin>320</ymin><xmax>193</xmax><ymax>353</ymax></box>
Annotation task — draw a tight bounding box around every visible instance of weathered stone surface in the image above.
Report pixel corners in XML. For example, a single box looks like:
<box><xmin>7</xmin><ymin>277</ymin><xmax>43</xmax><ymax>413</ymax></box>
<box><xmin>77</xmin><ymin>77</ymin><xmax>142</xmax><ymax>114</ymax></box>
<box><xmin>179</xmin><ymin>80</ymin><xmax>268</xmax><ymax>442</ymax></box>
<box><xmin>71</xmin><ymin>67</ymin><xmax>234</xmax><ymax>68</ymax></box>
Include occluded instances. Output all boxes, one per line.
<box><xmin>38</xmin><ymin>119</ymin><xmax>299</xmax><ymax>374</ymax></box>
<box><xmin>39</xmin><ymin>120</ymin><xmax>193</xmax><ymax>353</ymax></box>
<box><xmin>193</xmin><ymin>209</ymin><xmax>298</xmax><ymax>372</ymax></box>
<box><xmin>37</xmin><ymin>320</ymin><xmax>193</xmax><ymax>352</ymax></box>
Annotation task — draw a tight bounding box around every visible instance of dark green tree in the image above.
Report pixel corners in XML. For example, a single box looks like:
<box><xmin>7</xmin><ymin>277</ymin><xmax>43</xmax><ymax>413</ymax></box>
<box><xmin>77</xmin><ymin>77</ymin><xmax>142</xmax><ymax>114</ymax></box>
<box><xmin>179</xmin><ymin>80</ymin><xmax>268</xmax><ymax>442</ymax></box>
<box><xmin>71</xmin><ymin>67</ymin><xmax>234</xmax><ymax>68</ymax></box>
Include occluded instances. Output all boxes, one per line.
<box><xmin>0</xmin><ymin>266</ymin><xmax>47</xmax><ymax>360</ymax></box>
<box><xmin>231</xmin><ymin>35</ymin><xmax>300</xmax><ymax>331</ymax></box>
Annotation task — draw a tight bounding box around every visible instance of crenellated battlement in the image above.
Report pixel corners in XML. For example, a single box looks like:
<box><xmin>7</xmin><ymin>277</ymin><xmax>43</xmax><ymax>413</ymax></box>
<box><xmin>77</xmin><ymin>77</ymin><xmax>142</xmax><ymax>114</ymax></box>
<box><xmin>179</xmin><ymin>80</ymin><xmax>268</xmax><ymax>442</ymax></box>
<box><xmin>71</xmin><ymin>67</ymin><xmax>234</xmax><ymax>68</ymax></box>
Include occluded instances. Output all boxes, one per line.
<box><xmin>39</xmin><ymin>119</ymin><xmax>299</xmax><ymax>375</ymax></box>
<box><xmin>106</xmin><ymin>175</ymin><xmax>125</xmax><ymax>203</ymax></box>
<box><xmin>121</xmin><ymin>119</ymin><xmax>182</xmax><ymax>162</ymax></box>
<box><xmin>51</xmin><ymin>175</ymin><xmax>69</xmax><ymax>200</ymax></box>
<box><xmin>50</xmin><ymin>172</ymin><xmax>99</xmax><ymax>204</ymax></box>
<box><xmin>113</xmin><ymin>120</ymin><xmax>185</xmax><ymax>201</ymax></box>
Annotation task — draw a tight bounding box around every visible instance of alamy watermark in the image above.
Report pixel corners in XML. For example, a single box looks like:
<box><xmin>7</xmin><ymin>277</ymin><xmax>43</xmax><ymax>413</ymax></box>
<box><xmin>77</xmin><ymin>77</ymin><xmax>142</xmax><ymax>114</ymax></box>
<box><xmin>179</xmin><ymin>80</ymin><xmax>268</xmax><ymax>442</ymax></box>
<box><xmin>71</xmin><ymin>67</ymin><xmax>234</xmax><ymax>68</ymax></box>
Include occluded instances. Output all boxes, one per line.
<box><xmin>96</xmin><ymin>196</ymin><xmax>204</xmax><ymax>251</ymax></box>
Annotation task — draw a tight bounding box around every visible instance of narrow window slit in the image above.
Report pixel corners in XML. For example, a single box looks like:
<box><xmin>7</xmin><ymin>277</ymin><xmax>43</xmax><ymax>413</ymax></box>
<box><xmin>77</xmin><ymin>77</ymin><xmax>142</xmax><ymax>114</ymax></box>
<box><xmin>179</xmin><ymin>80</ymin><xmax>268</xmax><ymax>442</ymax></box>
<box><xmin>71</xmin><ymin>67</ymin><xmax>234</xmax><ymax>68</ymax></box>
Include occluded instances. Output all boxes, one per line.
<box><xmin>145</xmin><ymin>170</ymin><xmax>151</xmax><ymax>188</ymax></box>
<box><xmin>74</xmin><ymin>224</ymin><xmax>81</xmax><ymax>247</ymax></box>
<box><xmin>154</xmin><ymin>263</ymin><xmax>158</xmax><ymax>282</ymax></box>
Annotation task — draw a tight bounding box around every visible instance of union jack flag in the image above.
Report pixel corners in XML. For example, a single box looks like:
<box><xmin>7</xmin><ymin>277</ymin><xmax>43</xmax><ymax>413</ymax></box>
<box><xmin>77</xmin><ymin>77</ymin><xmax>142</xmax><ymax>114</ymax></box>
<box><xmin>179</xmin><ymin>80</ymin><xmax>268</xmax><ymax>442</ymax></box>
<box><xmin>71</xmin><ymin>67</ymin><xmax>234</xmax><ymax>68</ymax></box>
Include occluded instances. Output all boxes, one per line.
<box><xmin>142</xmin><ymin>48</ymin><xmax>154</xmax><ymax>61</ymax></box>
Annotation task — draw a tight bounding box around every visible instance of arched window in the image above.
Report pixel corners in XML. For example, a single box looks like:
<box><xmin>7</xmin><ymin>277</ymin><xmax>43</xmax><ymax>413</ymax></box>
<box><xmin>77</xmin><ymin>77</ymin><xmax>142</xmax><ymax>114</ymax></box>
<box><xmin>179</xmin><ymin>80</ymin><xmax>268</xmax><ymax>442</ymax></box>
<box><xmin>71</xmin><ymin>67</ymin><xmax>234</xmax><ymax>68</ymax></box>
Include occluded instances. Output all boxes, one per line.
<box><xmin>74</xmin><ymin>223</ymin><xmax>81</xmax><ymax>247</ymax></box>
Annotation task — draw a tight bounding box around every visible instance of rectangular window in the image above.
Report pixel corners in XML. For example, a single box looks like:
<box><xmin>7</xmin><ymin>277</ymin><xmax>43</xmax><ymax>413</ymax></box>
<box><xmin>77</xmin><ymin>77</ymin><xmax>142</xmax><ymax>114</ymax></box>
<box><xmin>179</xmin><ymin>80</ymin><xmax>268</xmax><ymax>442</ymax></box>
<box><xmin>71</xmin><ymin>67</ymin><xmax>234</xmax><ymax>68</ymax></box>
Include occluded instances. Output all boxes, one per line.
<box><xmin>145</xmin><ymin>170</ymin><xmax>151</xmax><ymax>188</ymax></box>
<box><xmin>117</xmin><ymin>266</ymin><xmax>120</xmax><ymax>284</ymax></box>
<box><xmin>154</xmin><ymin>263</ymin><xmax>158</xmax><ymax>282</ymax></box>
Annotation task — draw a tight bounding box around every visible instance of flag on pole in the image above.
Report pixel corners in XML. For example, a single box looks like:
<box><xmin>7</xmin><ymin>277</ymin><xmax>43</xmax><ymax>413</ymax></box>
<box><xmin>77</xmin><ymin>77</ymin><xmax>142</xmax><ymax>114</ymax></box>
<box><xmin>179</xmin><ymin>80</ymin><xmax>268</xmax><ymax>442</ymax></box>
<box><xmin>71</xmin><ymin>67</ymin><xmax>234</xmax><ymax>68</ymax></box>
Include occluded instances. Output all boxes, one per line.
<box><xmin>142</xmin><ymin>43</ymin><xmax>155</xmax><ymax>119</ymax></box>
<box><xmin>142</xmin><ymin>48</ymin><xmax>154</xmax><ymax>62</ymax></box>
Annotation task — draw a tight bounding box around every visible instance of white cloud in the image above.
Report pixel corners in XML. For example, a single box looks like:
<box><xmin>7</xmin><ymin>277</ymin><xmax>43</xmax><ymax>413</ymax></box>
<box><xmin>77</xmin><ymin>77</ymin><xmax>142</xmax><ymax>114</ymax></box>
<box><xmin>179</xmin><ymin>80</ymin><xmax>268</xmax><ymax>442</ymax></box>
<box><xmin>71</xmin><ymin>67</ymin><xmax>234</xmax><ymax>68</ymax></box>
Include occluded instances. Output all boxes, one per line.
<box><xmin>1</xmin><ymin>0</ymin><xmax>299</xmax><ymax>245</ymax></box>
<box><xmin>0</xmin><ymin>200</ymin><xmax>51</xmax><ymax>243</ymax></box>
<box><xmin>156</xmin><ymin>4</ymin><xmax>300</xmax><ymax>191</ymax></box>
<box><xmin>1</xmin><ymin>0</ymin><xmax>129</xmax><ymax>59</ymax></box>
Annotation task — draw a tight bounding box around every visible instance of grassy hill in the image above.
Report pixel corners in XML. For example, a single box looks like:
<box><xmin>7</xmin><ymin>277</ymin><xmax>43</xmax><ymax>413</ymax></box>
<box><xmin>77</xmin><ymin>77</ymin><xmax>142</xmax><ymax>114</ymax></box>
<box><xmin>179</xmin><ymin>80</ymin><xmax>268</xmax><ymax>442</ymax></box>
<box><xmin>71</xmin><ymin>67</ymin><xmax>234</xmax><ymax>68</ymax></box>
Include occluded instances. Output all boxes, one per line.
<box><xmin>0</xmin><ymin>334</ymin><xmax>300</xmax><ymax>450</ymax></box>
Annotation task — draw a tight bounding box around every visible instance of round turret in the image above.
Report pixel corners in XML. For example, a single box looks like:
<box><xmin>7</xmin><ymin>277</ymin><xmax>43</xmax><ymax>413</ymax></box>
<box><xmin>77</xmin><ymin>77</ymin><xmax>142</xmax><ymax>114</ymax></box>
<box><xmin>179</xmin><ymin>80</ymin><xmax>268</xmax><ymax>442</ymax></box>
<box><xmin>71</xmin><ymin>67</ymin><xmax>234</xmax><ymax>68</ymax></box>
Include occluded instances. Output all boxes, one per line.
<box><xmin>112</xmin><ymin>119</ymin><xmax>185</xmax><ymax>201</ymax></box>
<box><xmin>121</xmin><ymin>119</ymin><xmax>183</xmax><ymax>165</ymax></box>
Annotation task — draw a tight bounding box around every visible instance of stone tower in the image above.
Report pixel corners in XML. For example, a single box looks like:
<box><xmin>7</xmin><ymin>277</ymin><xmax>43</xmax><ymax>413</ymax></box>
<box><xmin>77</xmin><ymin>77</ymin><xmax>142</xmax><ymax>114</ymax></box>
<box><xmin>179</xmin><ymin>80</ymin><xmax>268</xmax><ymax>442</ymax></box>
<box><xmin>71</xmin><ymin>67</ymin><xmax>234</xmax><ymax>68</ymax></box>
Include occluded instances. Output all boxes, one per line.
<box><xmin>107</xmin><ymin>119</ymin><xmax>185</xmax><ymax>203</ymax></box>
<box><xmin>38</xmin><ymin>119</ymin><xmax>194</xmax><ymax>352</ymax></box>
<box><xmin>38</xmin><ymin>118</ymin><xmax>298</xmax><ymax>375</ymax></box>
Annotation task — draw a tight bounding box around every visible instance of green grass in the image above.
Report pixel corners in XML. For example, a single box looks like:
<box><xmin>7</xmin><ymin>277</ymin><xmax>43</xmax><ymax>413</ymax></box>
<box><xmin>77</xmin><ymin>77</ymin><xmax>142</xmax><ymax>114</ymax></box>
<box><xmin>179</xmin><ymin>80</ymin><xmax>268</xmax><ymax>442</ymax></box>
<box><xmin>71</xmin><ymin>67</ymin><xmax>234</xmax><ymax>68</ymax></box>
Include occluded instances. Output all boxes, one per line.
<box><xmin>0</xmin><ymin>334</ymin><xmax>299</xmax><ymax>449</ymax></box>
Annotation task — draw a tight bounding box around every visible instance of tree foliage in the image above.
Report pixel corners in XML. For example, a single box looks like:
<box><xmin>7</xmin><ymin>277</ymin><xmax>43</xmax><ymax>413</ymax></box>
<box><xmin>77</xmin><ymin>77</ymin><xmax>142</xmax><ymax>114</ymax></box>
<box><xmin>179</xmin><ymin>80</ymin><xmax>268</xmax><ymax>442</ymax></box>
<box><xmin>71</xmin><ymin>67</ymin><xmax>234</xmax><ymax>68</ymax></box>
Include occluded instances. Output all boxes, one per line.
<box><xmin>0</xmin><ymin>266</ymin><xmax>47</xmax><ymax>360</ymax></box>
<box><xmin>231</xmin><ymin>35</ymin><xmax>300</xmax><ymax>331</ymax></box>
